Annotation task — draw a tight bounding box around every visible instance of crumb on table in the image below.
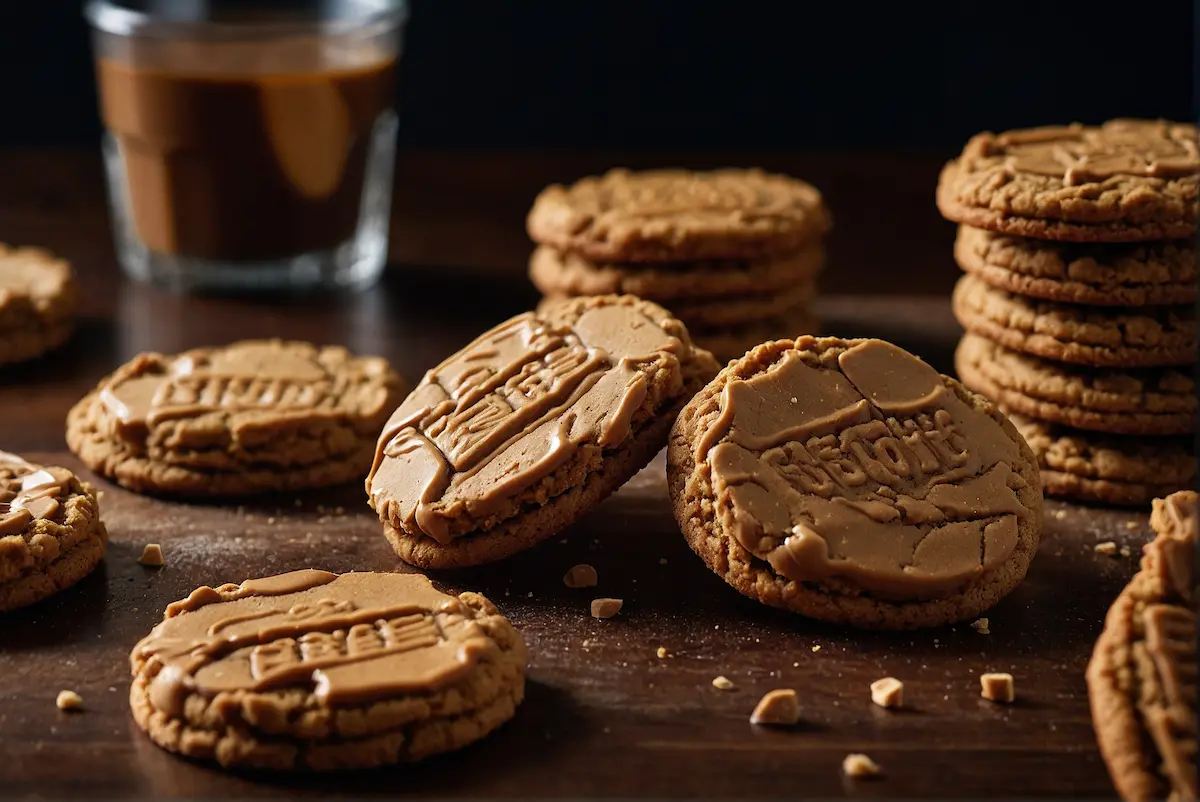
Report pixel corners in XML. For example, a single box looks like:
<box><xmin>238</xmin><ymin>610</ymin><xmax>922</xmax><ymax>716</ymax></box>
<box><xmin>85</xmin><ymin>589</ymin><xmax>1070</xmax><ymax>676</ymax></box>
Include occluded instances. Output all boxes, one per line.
<box><xmin>842</xmin><ymin>753</ymin><xmax>882</xmax><ymax>778</ymax></box>
<box><xmin>980</xmin><ymin>672</ymin><xmax>1015</xmax><ymax>703</ymax></box>
<box><xmin>870</xmin><ymin>677</ymin><xmax>904</xmax><ymax>709</ymax></box>
<box><xmin>590</xmin><ymin>598</ymin><xmax>622</xmax><ymax>619</ymax></box>
<box><xmin>750</xmin><ymin>689</ymin><xmax>800</xmax><ymax>725</ymax></box>
<box><xmin>563</xmin><ymin>563</ymin><xmax>598</xmax><ymax>588</ymax></box>
<box><xmin>55</xmin><ymin>690</ymin><xmax>83</xmax><ymax>711</ymax></box>
<box><xmin>656</xmin><ymin>646</ymin><xmax>668</xmax><ymax>659</ymax></box>
<box><xmin>711</xmin><ymin>675</ymin><xmax>735</xmax><ymax>691</ymax></box>
<box><xmin>971</xmin><ymin>617</ymin><xmax>990</xmax><ymax>635</ymax></box>
<box><xmin>1093</xmin><ymin>541</ymin><xmax>1119</xmax><ymax>556</ymax></box>
<box><xmin>137</xmin><ymin>543</ymin><xmax>164</xmax><ymax>567</ymax></box>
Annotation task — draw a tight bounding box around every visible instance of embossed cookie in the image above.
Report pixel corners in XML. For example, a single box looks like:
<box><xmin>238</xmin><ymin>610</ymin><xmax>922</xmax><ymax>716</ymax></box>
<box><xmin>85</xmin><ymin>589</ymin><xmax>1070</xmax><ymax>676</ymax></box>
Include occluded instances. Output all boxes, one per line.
<box><xmin>0</xmin><ymin>451</ymin><xmax>107</xmax><ymax>611</ymax></box>
<box><xmin>952</xmin><ymin>274</ymin><xmax>1196</xmax><ymax>367</ymax></box>
<box><xmin>937</xmin><ymin>119</ymin><xmax>1200</xmax><ymax>242</ymax></box>
<box><xmin>367</xmin><ymin>295</ymin><xmax>720</xmax><ymax>569</ymax></box>
<box><xmin>667</xmin><ymin>337</ymin><xmax>1043</xmax><ymax>630</ymax></box>
<box><xmin>527</xmin><ymin>168</ymin><xmax>831</xmax><ymax>262</ymax></box>
<box><xmin>1011</xmin><ymin>414</ymin><xmax>1196</xmax><ymax>507</ymax></box>
<box><xmin>954</xmin><ymin>226</ymin><xmax>1198</xmax><ymax>307</ymax></box>
<box><xmin>1087</xmin><ymin>491</ymin><xmax>1197</xmax><ymax>801</ymax></box>
<box><xmin>66</xmin><ymin>340</ymin><xmax>403</xmax><ymax>497</ymax></box>
<box><xmin>130</xmin><ymin>569</ymin><xmax>526</xmax><ymax>771</ymax></box>
<box><xmin>955</xmin><ymin>334</ymin><xmax>1195</xmax><ymax>436</ymax></box>
<box><xmin>0</xmin><ymin>243</ymin><xmax>77</xmax><ymax>366</ymax></box>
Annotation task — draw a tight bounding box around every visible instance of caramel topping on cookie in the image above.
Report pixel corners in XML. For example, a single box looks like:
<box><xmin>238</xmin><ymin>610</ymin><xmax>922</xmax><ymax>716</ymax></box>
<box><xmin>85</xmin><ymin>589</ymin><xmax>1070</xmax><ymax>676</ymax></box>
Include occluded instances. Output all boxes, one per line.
<box><xmin>0</xmin><ymin>450</ymin><xmax>74</xmax><ymax>535</ymax></box>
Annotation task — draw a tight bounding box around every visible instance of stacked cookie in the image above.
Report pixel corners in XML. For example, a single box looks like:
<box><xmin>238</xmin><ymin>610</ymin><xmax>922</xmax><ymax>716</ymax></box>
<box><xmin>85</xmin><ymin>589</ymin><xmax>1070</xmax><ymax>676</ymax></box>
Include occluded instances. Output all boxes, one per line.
<box><xmin>938</xmin><ymin>119</ymin><xmax>1198</xmax><ymax>506</ymax></box>
<box><xmin>526</xmin><ymin>168</ymin><xmax>830</xmax><ymax>362</ymax></box>
<box><xmin>0</xmin><ymin>243</ymin><xmax>76</xmax><ymax>366</ymax></box>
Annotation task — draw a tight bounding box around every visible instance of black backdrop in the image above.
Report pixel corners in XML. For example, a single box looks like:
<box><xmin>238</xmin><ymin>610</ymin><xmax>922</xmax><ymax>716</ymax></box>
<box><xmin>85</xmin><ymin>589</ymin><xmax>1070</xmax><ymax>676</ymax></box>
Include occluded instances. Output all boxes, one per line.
<box><xmin>0</xmin><ymin>0</ymin><xmax>1194</xmax><ymax>147</ymax></box>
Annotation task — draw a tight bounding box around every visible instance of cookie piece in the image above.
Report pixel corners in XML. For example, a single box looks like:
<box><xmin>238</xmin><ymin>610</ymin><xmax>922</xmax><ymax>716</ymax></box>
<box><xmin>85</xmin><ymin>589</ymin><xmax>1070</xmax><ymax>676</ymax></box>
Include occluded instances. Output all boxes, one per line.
<box><xmin>1087</xmin><ymin>491</ymin><xmax>1197</xmax><ymax>801</ymax></box>
<box><xmin>367</xmin><ymin>295</ymin><xmax>720</xmax><ymax>569</ymax></box>
<box><xmin>954</xmin><ymin>226</ymin><xmax>1197</xmax><ymax>307</ymax></box>
<box><xmin>693</xmin><ymin>309</ymin><xmax>821</xmax><ymax>364</ymax></box>
<box><xmin>952</xmin><ymin>274</ymin><xmax>1196</xmax><ymax>368</ymax></box>
<box><xmin>0</xmin><ymin>451</ymin><xmax>107</xmax><ymax>611</ymax></box>
<box><xmin>667</xmin><ymin>336</ymin><xmax>1043</xmax><ymax>630</ymax></box>
<box><xmin>527</xmin><ymin>168</ymin><xmax>830</xmax><ymax>262</ymax></box>
<box><xmin>1011</xmin><ymin>414</ymin><xmax>1196</xmax><ymax>507</ymax></box>
<box><xmin>66</xmin><ymin>340</ymin><xmax>403</xmax><ymax>497</ymax></box>
<box><xmin>937</xmin><ymin>120</ymin><xmax>1199</xmax><ymax>242</ymax></box>
<box><xmin>0</xmin><ymin>244</ymin><xmax>76</xmax><ymax>366</ymax></box>
<box><xmin>130</xmin><ymin>569</ymin><xmax>526</xmax><ymax>771</ymax></box>
<box><xmin>955</xmin><ymin>335</ymin><xmax>1195</xmax><ymax>436</ymax></box>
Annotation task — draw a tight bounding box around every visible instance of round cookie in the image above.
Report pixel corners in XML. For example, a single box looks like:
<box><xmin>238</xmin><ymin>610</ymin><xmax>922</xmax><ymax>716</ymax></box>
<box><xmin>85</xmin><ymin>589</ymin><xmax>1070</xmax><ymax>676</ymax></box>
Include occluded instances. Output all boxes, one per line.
<box><xmin>1010</xmin><ymin>414</ymin><xmax>1195</xmax><ymax>507</ymax></box>
<box><xmin>0</xmin><ymin>243</ymin><xmax>76</xmax><ymax>367</ymax></box>
<box><xmin>936</xmin><ymin>120</ymin><xmax>1199</xmax><ymax>242</ymax></box>
<box><xmin>1087</xmin><ymin>491</ymin><xmax>1197</xmax><ymax>802</ymax></box>
<box><xmin>955</xmin><ymin>334</ymin><xmax>1195</xmax><ymax>436</ymax></box>
<box><xmin>66</xmin><ymin>340</ymin><xmax>404</xmax><ymax>497</ymax></box>
<box><xmin>692</xmin><ymin>309</ymin><xmax>821</xmax><ymax>365</ymax></box>
<box><xmin>527</xmin><ymin>168</ymin><xmax>831</xmax><ymax>262</ymax></box>
<box><xmin>130</xmin><ymin>569</ymin><xmax>527</xmax><ymax>771</ymax></box>
<box><xmin>954</xmin><ymin>225</ymin><xmax>1197</xmax><ymax>306</ymax></box>
<box><xmin>952</xmin><ymin>274</ymin><xmax>1196</xmax><ymax>367</ymax></box>
<box><xmin>0</xmin><ymin>451</ymin><xmax>107</xmax><ymax>612</ymax></box>
<box><xmin>367</xmin><ymin>295</ymin><xmax>720</xmax><ymax>569</ymax></box>
<box><xmin>667</xmin><ymin>336</ymin><xmax>1044</xmax><ymax>630</ymax></box>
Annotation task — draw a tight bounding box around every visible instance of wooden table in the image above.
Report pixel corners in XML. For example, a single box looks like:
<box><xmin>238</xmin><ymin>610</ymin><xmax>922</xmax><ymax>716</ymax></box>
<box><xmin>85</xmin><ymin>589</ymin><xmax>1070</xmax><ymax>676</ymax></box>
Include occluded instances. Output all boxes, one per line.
<box><xmin>0</xmin><ymin>149</ymin><xmax>1139</xmax><ymax>798</ymax></box>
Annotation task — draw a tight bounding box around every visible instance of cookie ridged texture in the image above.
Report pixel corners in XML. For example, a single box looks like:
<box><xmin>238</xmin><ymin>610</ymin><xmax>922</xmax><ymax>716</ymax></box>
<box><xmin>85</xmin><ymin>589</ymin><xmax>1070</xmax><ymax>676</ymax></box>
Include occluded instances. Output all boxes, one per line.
<box><xmin>666</xmin><ymin>336</ymin><xmax>1043</xmax><ymax>630</ymax></box>
<box><xmin>0</xmin><ymin>243</ymin><xmax>77</xmax><ymax>366</ymax></box>
<box><xmin>692</xmin><ymin>308</ymin><xmax>821</xmax><ymax>365</ymax></box>
<box><xmin>527</xmin><ymin>168</ymin><xmax>831</xmax><ymax>262</ymax></box>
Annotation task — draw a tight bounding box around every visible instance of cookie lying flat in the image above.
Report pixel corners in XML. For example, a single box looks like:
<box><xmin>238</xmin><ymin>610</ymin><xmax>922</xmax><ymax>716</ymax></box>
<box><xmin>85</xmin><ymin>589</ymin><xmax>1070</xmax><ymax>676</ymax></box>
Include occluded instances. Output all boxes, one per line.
<box><xmin>130</xmin><ymin>569</ymin><xmax>526</xmax><ymax>771</ymax></box>
<box><xmin>0</xmin><ymin>451</ymin><xmax>107</xmax><ymax>611</ymax></box>
<box><xmin>667</xmin><ymin>336</ymin><xmax>1043</xmax><ymax>630</ymax></box>
<box><xmin>0</xmin><ymin>244</ymin><xmax>76</xmax><ymax>367</ymax></box>
<box><xmin>367</xmin><ymin>295</ymin><xmax>720</xmax><ymax>569</ymax></box>
<box><xmin>693</xmin><ymin>309</ymin><xmax>821</xmax><ymax>365</ymax></box>
<box><xmin>1010</xmin><ymin>414</ymin><xmax>1195</xmax><ymax>507</ymax></box>
<box><xmin>954</xmin><ymin>226</ymin><xmax>1197</xmax><ymax>307</ymax></box>
<box><xmin>1087</xmin><ymin>491</ymin><xmax>1197</xmax><ymax>801</ymax></box>
<box><xmin>67</xmin><ymin>340</ymin><xmax>403</xmax><ymax>497</ymax></box>
<box><xmin>952</xmin><ymin>274</ymin><xmax>1196</xmax><ymax>367</ymax></box>
<box><xmin>527</xmin><ymin>168</ymin><xmax>830</xmax><ymax>262</ymax></box>
<box><xmin>955</xmin><ymin>334</ymin><xmax>1195</xmax><ymax>436</ymax></box>
<box><xmin>937</xmin><ymin>119</ymin><xmax>1199</xmax><ymax>242</ymax></box>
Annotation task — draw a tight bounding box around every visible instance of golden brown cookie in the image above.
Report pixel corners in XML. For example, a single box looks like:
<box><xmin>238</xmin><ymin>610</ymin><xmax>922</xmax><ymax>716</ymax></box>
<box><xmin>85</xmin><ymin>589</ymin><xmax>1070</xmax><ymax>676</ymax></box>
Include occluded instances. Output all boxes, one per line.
<box><xmin>954</xmin><ymin>226</ymin><xmax>1197</xmax><ymax>307</ymax></box>
<box><xmin>937</xmin><ymin>120</ymin><xmax>1199</xmax><ymax>242</ymax></box>
<box><xmin>952</xmin><ymin>274</ymin><xmax>1196</xmax><ymax>368</ymax></box>
<box><xmin>0</xmin><ymin>451</ymin><xmax>107</xmax><ymax>612</ymax></box>
<box><xmin>0</xmin><ymin>244</ymin><xmax>76</xmax><ymax>367</ymax></box>
<box><xmin>66</xmin><ymin>340</ymin><xmax>404</xmax><ymax>497</ymax></box>
<box><xmin>367</xmin><ymin>295</ymin><xmax>720</xmax><ymax>569</ymax></box>
<box><xmin>693</xmin><ymin>309</ymin><xmax>821</xmax><ymax>365</ymax></box>
<box><xmin>129</xmin><ymin>570</ymin><xmax>527</xmax><ymax>771</ymax></box>
<box><xmin>667</xmin><ymin>336</ymin><xmax>1043</xmax><ymax>630</ymax></box>
<box><xmin>955</xmin><ymin>334</ymin><xmax>1195</xmax><ymax>436</ymax></box>
<box><xmin>527</xmin><ymin>168</ymin><xmax>830</xmax><ymax>262</ymax></box>
<box><xmin>1087</xmin><ymin>491</ymin><xmax>1197</xmax><ymax>801</ymax></box>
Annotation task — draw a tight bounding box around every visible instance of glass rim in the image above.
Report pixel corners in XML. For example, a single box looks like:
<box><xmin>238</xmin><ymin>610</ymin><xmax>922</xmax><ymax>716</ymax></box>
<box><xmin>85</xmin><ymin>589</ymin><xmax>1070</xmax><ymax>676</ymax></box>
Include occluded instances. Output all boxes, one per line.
<box><xmin>84</xmin><ymin>0</ymin><xmax>407</xmax><ymax>39</ymax></box>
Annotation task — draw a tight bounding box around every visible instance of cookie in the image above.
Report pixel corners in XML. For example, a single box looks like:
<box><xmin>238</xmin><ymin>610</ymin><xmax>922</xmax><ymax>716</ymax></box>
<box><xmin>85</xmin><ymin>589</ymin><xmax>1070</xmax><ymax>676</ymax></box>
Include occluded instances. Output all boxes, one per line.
<box><xmin>527</xmin><ymin>168</ymin><xmax>831</xmax><ymax>262</ymax></box>
<box><xmin>936</xmin><ymin>119</ymin><xmax>1199</xmax><ymax>242</ymax></box>
<box><xmin>66</xmin><ymin>340</ymin><xmax>404</xmax><ymax>497</ymax></box>
<box><xmin>952</xmin><ymin>274</ymin><xmax>1196</xmax><ymax>367</ymax></box>
<box><xmin>692</xmin><ymin>309</ymin><xmax>821</xmax><ymax>364</ymax></box>
<box><xmin>955</xmin><ymin>335</ymin><xmax>1195</xmax><ymax>436</ymax></box>
<box><xmin>367</xmin><ymin>295</ymin><xmax>720</xmax><ymax>569</ymax></box>
<box><xmin>0</xmin><ymin>243</ymin><xmax>76</xmax><ymax>366</ymax></box>
<box><xmin>1087</xmin><ymin>491</ymin><xmax>1197</xmax><ymax>801</ymax></box>
<box><xmin>1010</xmin><ymin>414</ymin><xmax>1196</xmax><ymax>507</ymax></box>
<box><xmin>667</xmin><ymin>336</ymin><xmax>1043</xmax><ymax>630</ymax></box>
<box><xmin>129</xmin><ymin>569</ymin><xmax>527</xmax><ymax>771</ymax></box>
<box><xmin>528</xmin><ymin>243</ymin><xmax>823</xmax><ymax>301</ymax></box>
<box><xmin>954</xmin><ymin>226</ymin><xmax>1197</xmax><ymax>307</ymax></box>
<box><xmin>0</xmin><ymin>451</ymin><xmax>107</xmax><ymax>612</ymax></box>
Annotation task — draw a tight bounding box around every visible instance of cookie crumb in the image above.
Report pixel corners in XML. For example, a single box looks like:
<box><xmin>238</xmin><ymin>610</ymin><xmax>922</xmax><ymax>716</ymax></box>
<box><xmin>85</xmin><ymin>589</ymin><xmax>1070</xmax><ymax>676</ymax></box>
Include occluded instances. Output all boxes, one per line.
<box><xmin>266</xmin><ymin>517</ymin><xmax>276</xmax><ymax>525</ymax></box>
<box><xmin>1119</xmin><ymin>545</ymin><xmax>1131</xmax><ymax>558</ymax></box>
<box><xmin>1054</xmin><ymin>509</ymin><xmax>1067</xmax><ymax>520</ymax></box>
<box><xmin>137</xmin><ymin>543</ymin><xmax>164</xmax><ymax>567</ymax></box>
<box><xmin>980</xmin><ymin>672</ymin><xmax>1015</xmax><ymax>703</ymax></box>
<box><xmin>870</xmin><ymin>677</ymin><xmax>904</xmax><ymax>709</ymax></box>
<box><xmin>750</xmin><ymin>689</ymin><xmax>800</xmax><ymax>725</ymax></box>
<box><xmin>970</xmin><ymin>617</ymin><xmax>990</xmax><ymax>635</ymax></box>
<box><xmin>811</xmin><ymin>645</ymin><xmax>821</xmax><ymax>652</ymax></box>
<box><xmin>590</xmin><ymin>598</ymin><xmax>622</xmax><ymax>619</ymax></box>
<box><xmin>656</xmin><ymin>646</ymin><xmax>668</xmax><ymax>659</ymax></box>
<box><xmin>842</xmin><ymin>753</ymin><xmax>882</xmax><ymax>778</ymax></box>
<box><xmin>658</xmin><ymin>557</ymin><xmax>668</xmax><ymax>565</ymax></box>
<box><xmin>1094</xmin><ymin>541</ymin><xmax>1119</xmax><ymax>556</ymax></box>
<box><xmin>712</xmin><ymin>675</ymin><xmax>735</xmax><ymax>690</ymax></box>
<box><xmin>1124</xmin><ymin>520</ymin><xmax>1138</xmax><ymax>530</ymax></box>
<box><xmin>563</xmin><ymin>563</ymin><xmax>598</xmax><ymax>588</ymax></box>
<box><xmin>55</xmin><ymin>690</ymin><xmax>83</xmax><ymax>711</ymax></box>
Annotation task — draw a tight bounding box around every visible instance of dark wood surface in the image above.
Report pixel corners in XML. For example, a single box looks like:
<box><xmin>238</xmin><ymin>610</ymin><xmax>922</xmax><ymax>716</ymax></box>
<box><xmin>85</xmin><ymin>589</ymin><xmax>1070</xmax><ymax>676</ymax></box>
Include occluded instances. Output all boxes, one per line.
<box><xmin>0</xmin><ymin>149</ymin><xmax>1139</xmax><ymax>798</ymax></box>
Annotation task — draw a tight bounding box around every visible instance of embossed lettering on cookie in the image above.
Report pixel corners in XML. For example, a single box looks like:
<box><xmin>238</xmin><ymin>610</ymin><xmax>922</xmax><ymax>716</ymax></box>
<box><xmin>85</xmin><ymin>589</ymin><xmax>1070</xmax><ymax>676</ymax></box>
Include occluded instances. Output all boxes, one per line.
<box><xmin>367</xmin><ymin>295</ymin><xmax>720</xmax><ymax>569</ymax></box>
<box><xmin>667</xmin><ymin>336</ymin><xmax>1045</xmax><ymax>630</ymax></box>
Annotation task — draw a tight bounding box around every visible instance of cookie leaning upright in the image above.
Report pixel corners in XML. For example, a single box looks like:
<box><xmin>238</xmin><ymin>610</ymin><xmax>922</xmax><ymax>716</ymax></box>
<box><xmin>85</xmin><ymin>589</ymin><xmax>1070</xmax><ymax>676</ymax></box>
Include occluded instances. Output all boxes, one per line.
<box><xmin>129</xmin><ymin>569</ymin><xmax>527</xmax><ymax>771</ymax></box>
<box><xmin>66</xmin><ymin>340</ymin><xmax>404</xmax><ymax>496</ymax></box>
<box><xmin>1087</xmin><ymin>491</ymin><xmax>1197</xmax><ymax>802</ymax></box>
<box><xmin>667</xmin><ymin>336</ymin><xmax>1043</xmax><ymax>630</ymax></box>
<box><xmin>367</xmin><ymin>295</ymin><xmax>719</xmax><ymax>569</ymax></box>
<box><xmin>0</xmin><ymin>243</ymin><xmax>77</xmax><ymax>366</ymax></box>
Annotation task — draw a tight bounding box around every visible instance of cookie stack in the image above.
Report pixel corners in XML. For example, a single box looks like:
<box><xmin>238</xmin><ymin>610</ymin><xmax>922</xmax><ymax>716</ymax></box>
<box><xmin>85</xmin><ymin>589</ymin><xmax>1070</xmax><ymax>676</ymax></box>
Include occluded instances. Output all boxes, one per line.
<box><xmin>526</xmin><ymin>168</ymin><xmax>830</xmax><ymax>362</ymax></box>
<box><xmin>937</xmin><ymin>119</ymin><xmax>1198</xmax><ymax>506</ymax></box>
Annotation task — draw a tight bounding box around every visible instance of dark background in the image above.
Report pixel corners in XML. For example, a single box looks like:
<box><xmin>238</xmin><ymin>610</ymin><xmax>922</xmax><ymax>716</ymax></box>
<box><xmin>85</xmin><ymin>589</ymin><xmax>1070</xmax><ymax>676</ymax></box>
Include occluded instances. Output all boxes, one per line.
<box><xmin>0</xmin><ymin>0</ymin><xmax>1194</xmax><ymax>148</ymax></box>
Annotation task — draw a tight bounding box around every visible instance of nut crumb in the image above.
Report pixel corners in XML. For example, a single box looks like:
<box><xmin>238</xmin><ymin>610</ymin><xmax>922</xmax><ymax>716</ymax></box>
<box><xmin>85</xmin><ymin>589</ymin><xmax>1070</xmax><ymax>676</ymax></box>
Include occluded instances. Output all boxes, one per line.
<box><xmin>750</xmin><ymin>689</ymin><xmax>800</xmax><ymax>725</ymax></box>
<box><xmin>563</xmin><ymin>563</ymin><xmax>598</xmax><ymax>588</ymax></box>
<box><xmin>970</xmin><ymin>617</ymin><xmax>990</xmax><ymax>635</ymax></box>
<box><xmin>1053</xmin><ymin>509</ymin><xmax>1067</xmax><ymax>520</ymax></box>
<box><xmin>1119</xmin><ymin>545</ymin><xmax>1131</xmax><ymax>557</ymax></box>
<box><xmin>56</xmin><ymin>690</ymin><xmax>83</xmax><ymax>711</ymax></box>
<box><xmin>266</xmin><ymin>517</ymin><xmax>276</xmax><ymax>525</ymax></box>
<box><xmin>656</xmin><ymin>646</ymin><xmax>668</xmax><ymax>659</ymax></box>
<box><xmin>980</xmin><ymin>672</ymin><xmax>1015</xmax><ymax>703</ymax></box>
<box><xmin>590</xmin><ymin>598</ymin><xmax>622</xmax><ymax>619</ymax></box>
<box><xmin>1094</xmin><ymin>541</ymin><xmax>1119</xmax><ymax>556</ymax></box>
<box><xmin>137</xmin><ymin>543</ymin><xmax>164</xmax><ymax>567</ymax></box>
<box><xmin>581</xmin><ymin>639</ymin><xmax>592</xmax><ymax>648</ymax></box>
<box><xmin>842</xmin><ymin>753</ymin><xmax>882</xmax><ymax>778</ymax></box>
<box><xmin>811</xmin><ymin>645</ymin><xmax>821</xmax><ymax>652</ymax></box>
<box><xmin>870</xmin><ymin>677</ymin><xmax>904</xmax><ymax>709</ymax></box>
<box><xmin>712</xmin><ymin>675</ymin><xmax>735</xmax><ymax>690</ymax></box>
<box><xmin>790</xmin><ymin>397</ymin><xmax>798</xmax><ymax>403</ymax></box>
<box><xmin>1125</xmin><ymin>520</ymin><xmax>1138</xmax><ymax>530</ymax></box>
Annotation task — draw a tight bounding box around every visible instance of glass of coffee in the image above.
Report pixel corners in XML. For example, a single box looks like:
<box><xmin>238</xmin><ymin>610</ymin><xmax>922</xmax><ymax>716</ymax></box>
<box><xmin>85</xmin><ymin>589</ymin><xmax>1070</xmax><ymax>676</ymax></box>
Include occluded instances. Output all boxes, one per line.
<box><xmin>86</xmin><ymin>0</ymin><xmax>406</xmax><ymax>292</ymax></box>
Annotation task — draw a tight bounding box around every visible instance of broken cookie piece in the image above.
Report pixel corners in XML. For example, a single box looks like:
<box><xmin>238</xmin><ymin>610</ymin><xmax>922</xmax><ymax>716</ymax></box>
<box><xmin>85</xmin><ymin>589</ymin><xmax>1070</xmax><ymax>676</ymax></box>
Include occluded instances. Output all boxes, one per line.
<box><xmin>590</xmin><ymin>598</ymin><xmax>623</xmax><ymax>619</ymax></box>
<box><xmin>750</xmin><ymin>689</ymin><xmax>800</xmax><ymax>725</ymax></box>
<box><xmin>563</xmin><ymin>563</ymin><xmax>598</xmax><ymax>588</ymax></box>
